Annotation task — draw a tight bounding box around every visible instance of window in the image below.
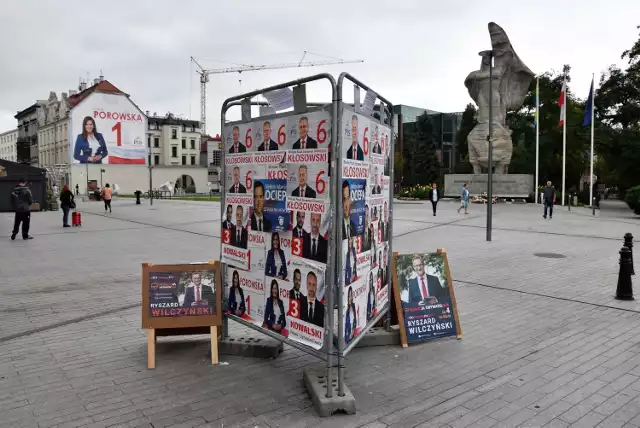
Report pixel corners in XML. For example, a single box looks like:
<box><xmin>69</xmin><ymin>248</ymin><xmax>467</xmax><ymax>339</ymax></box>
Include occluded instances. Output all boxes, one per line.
<box><xmin>212</xmin><ymin>151</ymin><xmax>221</xmax><ymax>167</ymax></box>
<box><xmin>171</xmin><ymin>146</ymin><xmax>177</xmax><ymax>157</ymax></box>
<box><xmin>182</xmin><ymin>139</ymin><xmax>186</xmax><ymax>149</ymax></box>
<box><xmin>182</xmin><ymin>125</ymin><xmax>186</xmax><ymax>132</ymax></box>
<box><xmin>171</xmin><ymin>129</ymin><xmax>177</xmax><ymax>139</ymax></box>
<box><xmin>191</xmin><ymin>155</ymin><xmax>196</xmax><ymax>165</ymax></box>
<box><xmin>190</xmin><ymin>139</ymin><xmax>196</xmax><ymax>149</ymax></box>
<box><xmin>154</xmin><ymin>137</ymin><xmax>159</xmax><ymax>148</ymax></box>
<box><xmin>182</xmin><ymin>156</ymin><xmax>186</xmax><ymax>165</ymax></box>
<box><xmin>191</xmin><ymin>125</ymin><xmax>196</xmax><ymax>132</ymax></box>
<box><xmin>154</xmin><ymin>155</ymin><xmax>160</xmax><ymax>165</ymax></box>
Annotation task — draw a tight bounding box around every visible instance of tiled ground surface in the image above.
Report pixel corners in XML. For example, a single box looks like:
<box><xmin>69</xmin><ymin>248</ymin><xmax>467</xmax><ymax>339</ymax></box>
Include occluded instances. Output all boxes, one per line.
<box><xmin>0</xmin><ymin>197</ymin><xmax>638</xmax><ymax>428</ymax></box>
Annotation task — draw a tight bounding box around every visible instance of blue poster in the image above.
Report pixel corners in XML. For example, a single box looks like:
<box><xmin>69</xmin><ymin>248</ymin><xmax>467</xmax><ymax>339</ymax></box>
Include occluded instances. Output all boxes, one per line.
<box><xmin>402</xmin><ymin>296</ymin><xmax>457</xmax><ymax>343</ymax></box>
<box><xmin>344</xmin><ymin>178</ymin><xmax>367</xmax><ymax>236</ymax></box>
<box><xmin>261</xmin><ymin>176</ymin><xmax>289</xmax><ymax>232</ymax></box>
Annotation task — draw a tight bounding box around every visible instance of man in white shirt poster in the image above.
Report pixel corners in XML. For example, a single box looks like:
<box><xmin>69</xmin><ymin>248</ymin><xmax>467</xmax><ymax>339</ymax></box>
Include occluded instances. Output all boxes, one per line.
<box><xmin>405</xmin><ymin>255</ymin><xmax>447</xmax><ymax>304</ymax></box>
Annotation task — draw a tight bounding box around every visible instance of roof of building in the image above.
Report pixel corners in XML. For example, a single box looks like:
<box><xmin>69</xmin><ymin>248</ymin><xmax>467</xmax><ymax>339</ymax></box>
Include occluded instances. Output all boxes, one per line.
<box><xmin>0</xmin><ymin>128</ymin><xmax>18</xmax><ymax>137</ymax></box>
<box><xmin>14</xmin><ymin>103</ymin><xmax>41</xmax><ymax>119</ymax></box>
<box><xmin>148</xmin><ymin>113</ymin><xmax>200</xmax><ymax>128</ymax></box>
<box><xmin>68</xmin><ymin>80</ymin><xmax>127</xmax><ymax>108</ymax></box>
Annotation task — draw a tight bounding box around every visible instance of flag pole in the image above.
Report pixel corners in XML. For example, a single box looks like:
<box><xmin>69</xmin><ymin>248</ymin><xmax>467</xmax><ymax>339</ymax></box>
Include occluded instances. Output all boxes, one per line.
<box><xmin>561</xmin><ymin>75</ymin><xmax>567</xmax><ymax>206</ymax></box>
<box><xmin>535</xmin><ymin>76</ymin><xmax>540</xmax><ymax>204</ymax></box>
<box><xmin>589</xmin><ymin>73</ymin><xmax>595</xmax><ymax>207</ymax></box>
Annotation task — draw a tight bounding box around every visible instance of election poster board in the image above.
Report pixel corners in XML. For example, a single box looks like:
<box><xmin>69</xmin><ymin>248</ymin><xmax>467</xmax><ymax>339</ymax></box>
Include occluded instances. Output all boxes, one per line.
<box><xmin>391</xmin><ymin>250</ymin><xmax>462</xmax><ymax>348</ymax></box>
<box><xmin>340</xmin><ymin>108</ymin><xmax>393</xmax><ymax>348</ymax></box>
<box><xmin>221</xmin><ymin>109</ymin><xmax>331</xmax><ymax>351</ymax></box>
<box><xmin>141</xmin><ymin>262</ymin><xmax>222</xmax><ymax>329</ymax></box>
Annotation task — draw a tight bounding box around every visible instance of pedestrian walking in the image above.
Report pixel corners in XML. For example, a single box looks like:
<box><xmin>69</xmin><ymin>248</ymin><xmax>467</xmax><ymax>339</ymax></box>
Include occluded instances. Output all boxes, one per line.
<box><xmin>10</xmin><ymin>178</ymin><xmax>33</xmax><ymax>240</ymax></box>
<box><xmin>542</xmin><ymin>180</ymin><xmax>556</xmax><ymax>219</ymax></box>
<box><xmin>102</xmin><ymin>183</ymin><xmax>113</xmax><ymax>213</ymax></box>
<box><xmin>428</xmin><ymin>183</ymin><xmax>440</xmax><ymax>216</ymax></box>
<box><xmin>75</xmin><ymin>184</ymin><xmax>79</xmax><ymax>196</ymax></box>
<box><xmin>60</xmin><ymin>185</ymin><xmax>75</xmax><ymax>227</ymax></box>
<box><xmin>457</xmin><ymin>183</ymin><xmax>470</xmax><ymax>215</ymax></box>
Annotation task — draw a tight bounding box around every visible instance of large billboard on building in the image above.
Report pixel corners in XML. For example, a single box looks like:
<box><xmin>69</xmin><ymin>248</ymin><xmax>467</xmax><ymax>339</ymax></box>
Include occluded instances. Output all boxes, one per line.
<box><xmin>69</xmin><ymin>92</ymin><xmax>147</xmax><ymax>164</ymax></box>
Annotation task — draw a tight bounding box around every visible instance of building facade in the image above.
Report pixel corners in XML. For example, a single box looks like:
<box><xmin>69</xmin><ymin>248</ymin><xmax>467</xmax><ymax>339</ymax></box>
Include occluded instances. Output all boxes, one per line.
<box><xmin>393</xmin><ymin>104</ymin><xmax>463</xmax><ymax>175</ymax></box>
<box><xmin>0</xmin><ymin>129</ymin><xmax>18</xmax><ymax>163</ymax></box>
<box><xmin>147</xmin><ymin>113</ymin><xmax>201</xmax><ymax>168</ymax></box>
<box><xmin>15</xmin><ymin>103</ymin><xmax>42</xmax><ymax>166</ymax></box>
<box><xmin>38</xmin><ymin>90</ymin><xmax>72</xmax><ymax>168</ymax></box>
<box><xmin>202</xmin><ymin>135</ymin><xmax>222</xmax><ymax>191</ymax></box>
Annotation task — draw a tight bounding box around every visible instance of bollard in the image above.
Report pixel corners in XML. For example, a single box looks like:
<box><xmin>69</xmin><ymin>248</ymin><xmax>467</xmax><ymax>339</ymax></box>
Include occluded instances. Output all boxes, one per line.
<box><xmin>568</xmin><ymin>193</ymin><xmax>571</xmax><ymax>211</ymax></box>
<box><xmin>624</xmin><ymin>233</ymin><xmax>635</xmax><ymax>275</ymax></box>
<box><xmin>616</xmin><ymin>246</ymin><xmax>634</xmax><ymax>300</ymax></box>
<box><xmin>592</xmin><ymin>197</ymin><xmax>596</xmax><ymax>216</ymax></box>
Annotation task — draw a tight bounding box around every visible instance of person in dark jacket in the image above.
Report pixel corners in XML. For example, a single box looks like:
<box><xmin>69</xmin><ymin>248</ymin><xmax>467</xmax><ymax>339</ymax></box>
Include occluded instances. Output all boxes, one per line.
<box><xmin>10</xmin><ymin>178</ymin><xmax>33</xmax><ymax>240</ymax></box>
<box><xmin>428</xmin><ymin>183</ymin><xmax>440</xmax><ymax>216</ymax></box>
<box><xmin>59</xmin><ymin>185</ymin><xmax>75</xmax><ymax>227</ymax></box>
<box><xmin>543</xmin><ymin>181</ymin><xmax>556</xmax><ymax>219</ymax></box>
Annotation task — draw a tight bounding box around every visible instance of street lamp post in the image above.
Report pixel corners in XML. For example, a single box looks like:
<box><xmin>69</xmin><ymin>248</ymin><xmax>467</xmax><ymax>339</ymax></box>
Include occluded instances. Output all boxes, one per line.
<box><xmin>100</xmin><ymin>168</ymin><xmax>105</xmax><ymax>189</ymax></box>
<box><xmin>481</xmin><ymin>49</ymin><xmax>495</xmax><ymax>242</ymax></box>
<box><xmin>147</xmin><ymin>133</ymin><xmax>153</xmax><ymax>206</ymax></box>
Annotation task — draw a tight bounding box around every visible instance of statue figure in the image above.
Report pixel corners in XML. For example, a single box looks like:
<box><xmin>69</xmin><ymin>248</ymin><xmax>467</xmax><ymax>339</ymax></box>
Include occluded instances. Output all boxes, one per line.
<box><xmin>464</xmin><ymin>22</ymin><xmax>534</xmax><ymax>174</ymax></box>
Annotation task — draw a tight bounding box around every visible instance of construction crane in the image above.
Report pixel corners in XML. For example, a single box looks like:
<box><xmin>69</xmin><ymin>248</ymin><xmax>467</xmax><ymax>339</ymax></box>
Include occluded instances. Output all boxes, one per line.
<box><xmin>190</xmin><ymin>52</ymin><xmax>364</xmax><ymax>135</ymax></box>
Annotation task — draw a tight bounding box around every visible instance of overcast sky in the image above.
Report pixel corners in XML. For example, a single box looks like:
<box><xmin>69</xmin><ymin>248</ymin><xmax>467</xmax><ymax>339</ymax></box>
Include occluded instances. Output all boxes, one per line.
<box><xmin>1</xmin><ymin>0</ymin><xmax>638</xmax><ymax>135</ymax></box>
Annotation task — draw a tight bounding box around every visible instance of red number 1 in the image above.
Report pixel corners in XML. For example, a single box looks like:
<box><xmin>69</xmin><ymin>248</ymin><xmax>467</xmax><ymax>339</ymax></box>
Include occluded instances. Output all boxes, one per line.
<box><xmin>246</xmin><ymin>295</ymin><xmax>251</xmax><ymax>315</ymax></box>
<box><xmin>112</xmin><ymin>122</ymin><xmax>122</xmax><ymax>146</ymax></box>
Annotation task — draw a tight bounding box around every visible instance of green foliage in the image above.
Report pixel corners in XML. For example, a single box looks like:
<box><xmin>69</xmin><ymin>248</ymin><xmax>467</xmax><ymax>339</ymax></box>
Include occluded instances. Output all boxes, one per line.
<box><xmin>454</xmin><ymin>104</ymin><xmax>477</xmax><ymax>172</ymax></box>
<box><xmin>399</xmin><ymin>184</ymin><xmax>430</xmax><ymax>199</ymax></box>
<box><xmin>402</xmin><ymin>113</ymin><xmax>440</xmax><ymax>186</ymax></box>
<box><xmin>624</xmin><ymin>185</ymin><xmax>640</xmax><ymax>214</ymax></box>
<box><xmin>394</xmin><ymin>253</ymin><xmax>448</xmax><ymax>293</ymax></box>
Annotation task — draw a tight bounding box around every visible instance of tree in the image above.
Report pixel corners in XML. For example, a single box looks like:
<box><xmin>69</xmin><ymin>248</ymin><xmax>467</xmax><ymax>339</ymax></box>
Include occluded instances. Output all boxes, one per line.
<box><xmin>454</xmin><ymin>104</ymin><xmax>477</xmax><ymax>172</ymax></box>
<box><xmin>411</xmin><ymin>113</ymin><xmax>439</xmax><ymax>186</ymax></box>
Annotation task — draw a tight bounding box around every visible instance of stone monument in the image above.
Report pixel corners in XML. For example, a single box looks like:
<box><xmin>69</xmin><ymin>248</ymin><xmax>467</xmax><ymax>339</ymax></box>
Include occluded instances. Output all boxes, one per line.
<box><xmin>444</xmin><ymin>22</ymin><xmax>535</xmax><ymax>199</ymax></box>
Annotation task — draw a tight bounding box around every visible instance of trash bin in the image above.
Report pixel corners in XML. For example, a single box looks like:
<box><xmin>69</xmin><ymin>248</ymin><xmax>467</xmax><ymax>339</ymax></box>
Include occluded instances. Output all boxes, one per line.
<box><xmin>134</xmin><ymin>190</ymin><xmax>142</xmax><ymax>205</ymax></box>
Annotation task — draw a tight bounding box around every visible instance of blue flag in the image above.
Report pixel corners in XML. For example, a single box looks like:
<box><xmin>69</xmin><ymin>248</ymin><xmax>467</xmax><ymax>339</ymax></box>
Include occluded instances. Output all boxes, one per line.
<box><xmin>582</xmin><ymin>78</ymin><xmax>594</xmax><ymax>127</ymax></box>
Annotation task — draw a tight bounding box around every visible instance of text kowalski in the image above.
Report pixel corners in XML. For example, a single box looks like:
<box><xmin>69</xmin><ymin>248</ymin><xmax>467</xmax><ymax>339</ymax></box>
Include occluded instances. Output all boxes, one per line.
<box><xmin>286</xmin><ymin>150</ymin><xmax>328</xmax><ymax>164</ymax></box>
<box><xmin>223</xmin><ymin>245</ymin><xmax>248</xmax><ymax>260</ymax></box>
<box><xmin>289</xmin><ymin>319</ymin><xmax>323</xmax><ymax>341</ymax></box>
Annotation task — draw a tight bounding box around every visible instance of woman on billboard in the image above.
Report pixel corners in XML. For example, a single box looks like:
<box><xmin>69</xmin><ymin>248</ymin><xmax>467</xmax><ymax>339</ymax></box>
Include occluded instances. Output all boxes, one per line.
<box><xmin>344</xmin><ymin>286</ymin><xmax>357</xmax><ymax>344</ymax></box>
<box><xmin>263</xmin><ymin>279</ymin><xmax>286</xmax><ymax>334</ymax></box>
<box><xmin>73</xmin><ymin>116</ymin><xmax>108</xmax><ymax>164</ymax></box>
<box><xmin>227</xmin><ymin>270</ymin><xmax>246</xmax><ymax>317</ymax></box>
<box><xmin>265</xmin><ymin>232</ymin><xmax>288</xmax><ymax>280</ymax></box>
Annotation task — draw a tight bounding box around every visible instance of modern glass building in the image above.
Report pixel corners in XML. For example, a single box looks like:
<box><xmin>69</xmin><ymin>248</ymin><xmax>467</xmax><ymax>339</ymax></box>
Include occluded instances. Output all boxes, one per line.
<box><xmin>392</xmin><ymin>104</ymin><xmax>463</xmax><ymax>174</ymax></box>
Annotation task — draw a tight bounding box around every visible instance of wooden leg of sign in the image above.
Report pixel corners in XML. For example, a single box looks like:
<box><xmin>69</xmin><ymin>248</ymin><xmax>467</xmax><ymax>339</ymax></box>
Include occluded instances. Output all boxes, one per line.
<box><xmin>210</xmin><ymin>326</ymin><xmax>219</xmax><ymax>365</ymax></box>
<box><xmin>147</xmin><ymin>329</ymin><xmax>156</xmax><ymax>369</ymax></box>
<box><xmin>392</xmin><ymin>252</ymin><xmax>409</xmax><ymax>348</ymax></box>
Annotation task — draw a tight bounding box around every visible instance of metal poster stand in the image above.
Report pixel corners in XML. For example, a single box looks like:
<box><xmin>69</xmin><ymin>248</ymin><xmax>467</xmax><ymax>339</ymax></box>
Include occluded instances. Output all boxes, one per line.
<box><xmin>220</xmin><ymin>73</ymin><xmax>393</xmax><ymax>416</ymax></box>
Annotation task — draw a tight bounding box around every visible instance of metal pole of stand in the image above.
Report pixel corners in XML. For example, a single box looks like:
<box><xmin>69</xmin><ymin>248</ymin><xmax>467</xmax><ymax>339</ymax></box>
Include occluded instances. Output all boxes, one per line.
<box><xmin>624</xmin><ymin>233</ymin><xmax>635</xmax><ymax>276</ymax></box>
<box><xmin>616</xmin><ymin>246</ymin><xmax>634</xmax><ymax>300</ymax></box>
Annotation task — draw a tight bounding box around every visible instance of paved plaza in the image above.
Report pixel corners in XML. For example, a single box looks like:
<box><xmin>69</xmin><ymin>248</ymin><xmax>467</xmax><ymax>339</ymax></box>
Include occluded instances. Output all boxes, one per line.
<box><xmin>1</xmin><ymin>198</ymin><xmax>640</xmax><ymax>428</ymax></box>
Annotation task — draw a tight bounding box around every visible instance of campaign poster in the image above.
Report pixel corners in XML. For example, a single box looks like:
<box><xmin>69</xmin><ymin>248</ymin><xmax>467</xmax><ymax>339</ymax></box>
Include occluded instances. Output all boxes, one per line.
<box><xmin>341</xmin><ymin>237</ymin><xmax>361</xmax><ymax>287</ymax></box>
<box><xmin>286</xmin><ymin>112</ymin><xmax>331</xmax><ymax>151</ymax></box>
<box><xmin>252</xmin><ymin>117</ymin><xmax>290</xmax><ymax>152</ymax></box>
<box><xmin>221</xmin><ymin>194</ymin><xmax>252</xmax><ymax>270</ymax></box>
<box><xmin>284</xmin><ymin>258</ymin><xmax>326</xmax><ymax>350</ymax></box>
<box><xmin>286</xmin><ymin>149</ymin><xmax>330</xmax><ymax>215</ymax></box>
<box><xmin>225</xmin><ymin>154</ymin><xmax>261</xmax><ymax>195</ymax></box>
<box><xmin>343</xmin><ymin>276</ymin><xmax>367</xmax><ymax>346</ymax></box>
<box><xmin>341</xmin><ymin>110</ymin><xmax>371</xmax><ymax>164</ymax></box>
<box><xmin>224</xmin><ymin>123</ymin><xmax>255</xmax><ymax>153</ymax></box>
<box><xmin>376</xmin><ymin>243</ymin><xmax>390</xmax><ymax>314</ymax></box>
<box><xmin>226</xmin><ymin>267</ymin><xmax>265</xmax><ymax>323</ymax></box>
<box><xmin>261</xmin><ymin>277</ymin><xmax>291</xmax><ymax>337</ymax></box>
<box><xmin>341</xmin><ymin>164</ymin><xmax>368</xmax><ymax>238</ymax></box>
<box><xmin>148</xmin><ymin>269</ymin><xmax>217</xmax><ymax>317</ymax></box>
<box><xmin>263</xmin><ymin>230</ymin><xmax>293</xmax><ymax>281</ymax></box>
<box><xmin>290</xmin><ymin>211</ymin><xmax>330</xmax><ymax>266</ymax></box>
<box><xmin>395</xmin><ymin>253</ymin><xmax>458</xmax><ymax>343</ymax></box>
<box><xmin>252</xmin><ymin>164</ymin><xmax>289</xmax><ymax>233</ymax></box>
<box><xmin>69</xmin><ymin>92</ymin><xmax>147</xmax><ymax>165</ymax></box>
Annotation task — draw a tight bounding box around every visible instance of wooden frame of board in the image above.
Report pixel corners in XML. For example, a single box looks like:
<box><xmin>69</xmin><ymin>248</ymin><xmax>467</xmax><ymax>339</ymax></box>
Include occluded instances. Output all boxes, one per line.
<box><xmin>141</xmin><ymin>261</ymin><xmax>222</xmax><ymax>368</ymax></box>
<box><xmin>391</xmin><ymin>248</ymin><xmax>462</xmax><ymax>348</ymax></box>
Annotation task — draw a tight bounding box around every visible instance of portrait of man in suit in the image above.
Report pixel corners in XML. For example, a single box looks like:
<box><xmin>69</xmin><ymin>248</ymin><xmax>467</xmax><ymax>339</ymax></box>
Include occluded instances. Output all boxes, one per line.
<box><xmin>301</xmin><ymin>271</ymin><xmax>324</xmax><ymax>327</ymax></box>
<box><xmin>222</xmin><ymin>204</ymin><xmax>233</xmax><ymax>230</ymax></box>
<box><xmin>291</xmin><ymin>165</ymin><xmax>316</xmax><ymax>198</ymax></box>
<box><xmin>292</xmin><ymin>116</ymin><xmax>318</xmax><ymax>149</ymax></box>
<box><xmin>362</xmin><ymin>204</ymin><xmax>371</xmax><ymax>251</ymax></box>
<box><xmin>344</xmin><ymin>236</ymin><xmax>357</xmax><ymax>286</ymax></box>
<box><xmin>292</xmin><ymin>211</ymin><xmax>308</xmax><ymax>240</ymax></box>
<box><xmin>289</xmin><ymin>268</ymin><xmax>306</xmax><ymax>302</ymax></box>
<box><xmin>342</xmin><ymin>180</ymin><xmax>357</xmax><ymax>240</ymax></box>
<box><xmin>372</xmin><ymin>125</ymin><xmax>382</xmax><ymax>154</ymax></box>
<box><xmin>371</xmin><ymin>167</ymin><xmax>381</xmax><ymax>195</ymax></box>
<box><xmin>346</xmin><ymin>114</ymin><xmax>364</xmax><ymax>161</ymax></box>
<box><xmin>250</xmin><ymin>181</ymin><xmax>271</xmax><ymax>232</ymax></box>
<box><xmin>258</xmin><ymin>121</ymin><xmax>278</xmax><ymax>151</ymax></box>
<box><xmin>231</xmin><ymin>205</ymin><xmax>248</xmax><ymax>248</ymax></box>
<box><xmin>404</xmin><ymin>254</ymin><xmax>448</xmax><ymax>304</ymax></box>
<box><xmin>228</xmin><ymin>126</ymin><xmax>246</xmax><ymax>153</ymax></box>
<box><xmin>229</xmin><ymin>166</ymin><xmax>247</xmax><ymax>194</ymax></box>
<box><xmin>303</xmin><ymin>213</ymin><xmax>327</xmax><ymax>264</ymax></box>
<box><xmin>182</xmin><ymin>272</ymin><xmax>216</xmax><ymax>308</ymax></box>
<box><xmin>383</xmin><ymin>201</ymin><xmax>389</xmax><ymax>241</ymax></box>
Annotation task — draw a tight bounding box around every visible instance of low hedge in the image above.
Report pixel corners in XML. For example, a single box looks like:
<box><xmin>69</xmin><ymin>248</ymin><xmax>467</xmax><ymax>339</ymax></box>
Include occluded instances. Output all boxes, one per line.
<box><xmin>624</xmin><ymin>185</ymin><xmax>640</xmax><ymax>214</ymax></box>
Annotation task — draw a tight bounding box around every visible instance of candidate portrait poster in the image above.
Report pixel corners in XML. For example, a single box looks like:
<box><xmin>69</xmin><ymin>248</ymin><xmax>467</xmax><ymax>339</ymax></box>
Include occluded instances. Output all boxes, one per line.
<box><xmin>148</xmin><ymin>269</ymin><xmax>217</xmax><ymax>317</ymax></box>
<box><xmin>286</xmin><ymin>149</ymin><xmax>329</xmax><ymax>215</ymax></box>
<box><xmin>221</xmin><ymin>194</ymin><xmax>252</xmax><ymax>270</ymax></box>
<box><xmin>69</xmin><ymin>92</ymin><xmax>147</xmax><ymax>165</ymax></box>
<box><xmin>290</xmin><ymin>211</ymin><xmax>330</xmax><ymax>266</ymax></box>
<box><xmin>252</xmin><ymin>164</ymin><xmax>289</xmax><ymax>233</ymax></box>
<box><xmin>341</xmin><ymin>110</ymin><xmax>373</xmax><ymax>164</ymax></box>
<box><xmin>343</xmin><ymin>276</ymin><xmax>367</xmax><ymax>346</ymax></box>
<box><xmin>226</xmin><ymin>267</ymin><xmax>265</xmax><ymax>323</ymax></box>
<box><xmin>394</xmin><ymin>253</ymin><xmax>460</xmax><ymax>344</ymax></box>
<box><xmin>263</xmin><ymin>230</ymin><xmax>292</xmax><ymax>282</ymax></box>
<box><xmin>341</xmin><ymin>175</ymin><xmax>367</xmax><ymax>238</ymax></box>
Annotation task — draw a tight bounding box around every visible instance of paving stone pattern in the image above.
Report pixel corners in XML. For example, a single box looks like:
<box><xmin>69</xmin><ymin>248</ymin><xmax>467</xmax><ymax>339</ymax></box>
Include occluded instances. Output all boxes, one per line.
<box><xmin>0</xmin><ymin>198</ymin><xmax>639</xmax><ymax>427</ymax></box>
